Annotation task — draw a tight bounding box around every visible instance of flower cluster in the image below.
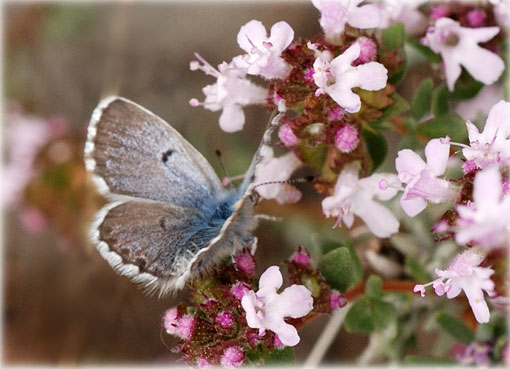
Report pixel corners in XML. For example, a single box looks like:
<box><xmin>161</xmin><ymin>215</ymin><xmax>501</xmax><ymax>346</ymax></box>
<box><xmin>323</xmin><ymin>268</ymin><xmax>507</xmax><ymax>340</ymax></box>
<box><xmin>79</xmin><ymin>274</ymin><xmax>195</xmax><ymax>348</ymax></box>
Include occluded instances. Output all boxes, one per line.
<box><xmin>164</xmin><ymin>248</ymin><xmax>344</xmax><ymax>366</ymax></box>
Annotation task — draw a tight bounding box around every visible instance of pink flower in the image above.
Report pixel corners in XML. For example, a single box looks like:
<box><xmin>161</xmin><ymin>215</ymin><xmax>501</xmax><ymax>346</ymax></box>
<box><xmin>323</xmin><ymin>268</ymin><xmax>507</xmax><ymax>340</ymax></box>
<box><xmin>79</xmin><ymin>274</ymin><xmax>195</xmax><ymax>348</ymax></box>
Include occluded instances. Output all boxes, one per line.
<box><xmin>220</xmin><ymin>346</ymin><xmax>244</xmax><ymax>367</ymax></box>
<box><xmin>311</xmin><ymin>0</ymin><xmax>381</xmax><ymax>41</ymax></box>
<box><xmin>311</xmin><ymin>42</ymin><xmax>388</xmax><ymax>113</ymax></box>
<box><xmin>457</xmin><ymin>342</ymin><xmax>492</xmax><ymax>365</ymax></box>
<box><xmin>396</xmin><ymin>137</ymin><xmax>460</xmax><ymax>217</ymax></box>
<box><xmin>414</xmin><ymin>247</ymin><xmax>495</xmax><ymax>324</ymax></box>
<box><xmin>189</xmin><ymin>54</ymin><xmax>267</xmax><ymax>132</ymax></box>
<box><xmin>430</xmin><ymin>5</ymin><xmax>450</xmax><ymax>20</ymax></box>
<box><xmin>234</xmin><ymin>20</ymin><xmax>294</xmax><ymax>80</ymax></box>
<box><xmin>163</xmin><ymin>307</ymin><xmax>179</xmax><ymax>335</ymax></box>
<box><xmin>19</xmin><ymin>207</ymin><xmax>47</xmax><ymax>234</ymax></box>
<box><xmin>462</xmin><ymin>100</ymin><xmax>510</xmax><ymax>169</ymax></box>
<box><xmin>334</xmin><ymin>124</ymin><xmax>359</xmax><ymax>153</ymax></box>
<box><xmin>197</xmin><ymin>358</ymin><xmax>211</xmax><ymax>367</ymax></box>
<box><xmin>456</xmin><ymin>167</ymin><xmax>510</xmax><ymax>248</ymax></box>
<box><xmin>322</xmin><ymin>162</ymin><xmax>400</xmax><ymax>238</ymax></box>
<box><xmin>254</xmin><ymin>147</ymin><xmax>302</xmax><ymax>204</ymax></box>
<box><xmin>3</xmin><ymin>107</ymin><xmax>51</xmax><ymax>207</ymax></box>
<box><xmin>278</xmin><ymin>123</ymin><xmax>300</xmax><ymax>147</ymax></box>
<box><xmin>241</xmin><ymin>266</ymin><xmax>313</xmax><ymax>346</ymax></box>
<box><xmin>423</xmin><ymin>17</ymin><xmax>504</xmax><ymax>91</ymax></box>
<box><xmin>377</xmin><ymin>0</ymin><xmax>428</xmax><ymax>35</ymax></box>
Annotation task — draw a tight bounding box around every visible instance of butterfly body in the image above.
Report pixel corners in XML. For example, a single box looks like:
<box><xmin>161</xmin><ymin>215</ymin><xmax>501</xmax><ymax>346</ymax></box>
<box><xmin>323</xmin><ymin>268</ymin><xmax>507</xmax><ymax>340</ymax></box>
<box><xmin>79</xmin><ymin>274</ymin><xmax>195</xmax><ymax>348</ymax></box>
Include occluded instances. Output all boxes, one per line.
<box><xmin>85</xmin><ymin>96</ymin><xmax>270</xmax><ymax>296</ymax></box>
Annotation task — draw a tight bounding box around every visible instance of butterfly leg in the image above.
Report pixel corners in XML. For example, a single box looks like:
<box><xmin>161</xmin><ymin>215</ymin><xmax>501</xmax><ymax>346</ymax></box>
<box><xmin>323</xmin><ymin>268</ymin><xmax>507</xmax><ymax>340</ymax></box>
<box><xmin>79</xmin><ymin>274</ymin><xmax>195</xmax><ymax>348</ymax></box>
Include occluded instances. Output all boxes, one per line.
<box><xmin>255</xmin><ymin>214</ymin><xmax>283</xmax><ymax>222</ymax></box>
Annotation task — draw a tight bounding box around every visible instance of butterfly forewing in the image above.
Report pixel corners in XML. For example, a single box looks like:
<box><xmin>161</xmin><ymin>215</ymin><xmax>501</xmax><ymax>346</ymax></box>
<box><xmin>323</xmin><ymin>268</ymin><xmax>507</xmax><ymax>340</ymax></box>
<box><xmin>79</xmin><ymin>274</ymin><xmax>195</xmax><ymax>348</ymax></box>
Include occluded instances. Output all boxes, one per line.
<box><xmin>85</xmin><ymin>96</ymin><xmax>223</xmax><ymax>208</ymax></box>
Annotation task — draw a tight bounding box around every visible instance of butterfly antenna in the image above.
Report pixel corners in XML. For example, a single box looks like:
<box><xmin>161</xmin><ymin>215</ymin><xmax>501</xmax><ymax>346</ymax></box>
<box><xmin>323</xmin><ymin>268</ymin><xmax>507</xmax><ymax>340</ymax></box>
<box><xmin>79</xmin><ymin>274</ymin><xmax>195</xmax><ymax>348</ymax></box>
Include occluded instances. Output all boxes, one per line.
<box><xmin>252</xmin><ymin>175</ymin><xmax>315</xmax><ymax>190</ymax></box>
<box><xmin>215</xmin><ymin>149</ymin><xmax>235</xmax><ymax>189</ymax></box>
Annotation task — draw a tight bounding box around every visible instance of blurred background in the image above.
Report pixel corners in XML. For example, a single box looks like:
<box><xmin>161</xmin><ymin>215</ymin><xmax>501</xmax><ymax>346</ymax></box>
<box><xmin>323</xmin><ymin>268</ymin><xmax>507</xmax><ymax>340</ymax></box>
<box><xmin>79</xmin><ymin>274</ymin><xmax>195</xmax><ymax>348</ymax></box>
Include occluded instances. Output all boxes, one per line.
<box><xmin>3</xmin><ymin>1</ymin><xmax>383</xmax><ymax>364</ymax></box>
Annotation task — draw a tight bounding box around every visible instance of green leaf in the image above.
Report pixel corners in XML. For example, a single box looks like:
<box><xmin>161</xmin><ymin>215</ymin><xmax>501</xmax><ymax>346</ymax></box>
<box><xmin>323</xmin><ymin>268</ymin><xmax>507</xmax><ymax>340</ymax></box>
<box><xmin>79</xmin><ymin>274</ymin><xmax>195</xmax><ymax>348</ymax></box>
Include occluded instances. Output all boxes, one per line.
<box><xmin>373</xmin><ymin>93</ymin><xmax>409</xmax><ymax>128</ymax></box>
<box><xmin>405</xmin><ymin>257</ymin><xmax>430</xmax><ymax>283</ymax></box>
<box><xmin>343</xmin><ymin>240</ymin><xmax>363</xmax><ymax>285</ymax></box>
<box><xmin>300</xmin><ymin>143</ymin><xmax>327</xmax><ymax>172</ymax></box>
<box><xmin>372</xmin><ymin>299</ymin><xmax>397</xmax><ymax>331</ymax></box>
<box><xmin>362</xmin><ymin>129</ymin><xmax>388</xmax><ymax>171</ymax></box>
<box><xmin>388</xmin><ymin>57</ymin><xmax>407</xmax><ymax>85</ymax></box>
<box><xmin>404</xmin><ymin>355</ymin><xmax>456</xmax><ymax>364</ymax></box>
<box><xmin>448</xmin><ymin>71</ymin><xmax>484</xmax><ymax>100</ymax></box>
<box><xmin>262</xmin><ymin>346</ymin><xmax>294</xmax><ymax>366</ymax></box>
<box><xmin>382</xmin><ymin>23</ymin><xmax>405</xmax><ymax>52</ymax></box>
<box><xmin>344</xmin><ymin>297</ymin><xmax>397</xmax><ymax>333</ymax></box>
<box><xmin>410</xmin><ymin>78</ymin><xmax>433</xmax><ymax>121</ymax></box>
<box><xmin>432</xmin><ymin>84</ymin><xmax>450</xmax><ymax>117</ymax></box>
<box><xmin>344</xmin><ymin>297</ymin><xmax>375</xmax><ymax>333</ymax></box>
<box><xmin>406</xmin><ymin>39</ymin><xmax>442</xmax><ymax>63</ymax></box>
<box><xmin>435</xmin><ymin>312</ymin><xmax>475</xmax><ymax>345</ymax></box>
<box><xmin>417</xmin><ymin>112</ymin><xmax>467</xmax><ymax>142</ymax></box>
<box><xmin>319</xmin><ymin>247</ymin><xmax>353</xmax><ymax>292</ymax></box>
<box><xmin>365</xmin><ymin>275</ymin><xmax>383</xmax><ymax>299</ymax></box>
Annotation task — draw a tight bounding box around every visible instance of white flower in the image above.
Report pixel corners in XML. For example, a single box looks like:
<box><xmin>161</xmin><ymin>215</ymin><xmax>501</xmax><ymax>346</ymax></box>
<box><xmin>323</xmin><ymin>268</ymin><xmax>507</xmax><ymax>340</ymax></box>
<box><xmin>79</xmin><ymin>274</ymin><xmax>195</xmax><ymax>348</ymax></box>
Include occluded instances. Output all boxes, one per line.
<box><xmin>376</xmin><ymin>0</ymin><xmax>428</xmax><ymax>35</ymax></box>
<box><xmin>254</xmin><ymin>147</ymin><xmax>302</xmax><ymax>204</ymax></box>
<box><xmin>189</xmin><ymin>55</ymin><xmax>267</xmax><ymax>132</ymax></box>
<box><xmin>414</xmin><ymin>248</ymin><xmax>495</xmax><ymax>324</ymax></box>
<box><xmin>322</xmin><ymin>161</ymin><xmax>400</xmax><ymax>238</ymax></box>
<box><xmin>311</xmin><ymin>42</ymin><xmax>388</xmax><ymax>113</ymax></box>
<box><xmin>424</xmin><ymin>17</ymin><xmax>504</xmax><ymax>91</ymax></box>
<box><xmin>396</xmin><ymin>137</ymin><xmax>460</xmax><ymax>217</ymax></box>
<box><xmin>241</xmin><ymin>266</ymin><xmax>313</xmax><ymax>347</ymax></box>
<box><xmin>234</xmin><ymin>20</ymin><xmax>294</xmax><ymax>80</ymax></box>
<box><xmin>462</xmin><ymin>100</ymin><xmax>510</xmax><ymax>170</ymax></box>
<box><xmin>456</xmin><ymin>167</ymin><xmax>510</xmax><ymax>249</ymax></box>
<box><xmin>311</xmin><ymin>0</ymin><xmax>381</xmax><ymax>41</ymax></box>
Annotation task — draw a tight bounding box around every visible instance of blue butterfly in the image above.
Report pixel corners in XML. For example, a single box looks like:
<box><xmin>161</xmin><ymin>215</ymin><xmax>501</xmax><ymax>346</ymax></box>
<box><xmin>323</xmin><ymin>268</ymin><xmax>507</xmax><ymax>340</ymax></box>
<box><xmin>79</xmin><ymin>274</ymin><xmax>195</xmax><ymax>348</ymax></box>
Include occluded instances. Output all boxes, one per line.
<box><xmin>84</xmin><ymin>96</ymin><xmax>278</xmax><ymax>296</ymax></box>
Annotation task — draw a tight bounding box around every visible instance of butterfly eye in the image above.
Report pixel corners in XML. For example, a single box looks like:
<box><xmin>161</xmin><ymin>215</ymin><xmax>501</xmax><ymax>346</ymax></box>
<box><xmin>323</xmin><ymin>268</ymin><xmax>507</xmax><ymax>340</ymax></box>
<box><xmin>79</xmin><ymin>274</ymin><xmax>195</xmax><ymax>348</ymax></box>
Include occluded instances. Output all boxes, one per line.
<box><xmin>249</xmin><ymin>192</ymin><xmax>260</xmax><ymax>204</ymax></box>
<box><xmin>161</xmin><ymin>149</ymin><xmax>175</xmax><ymax>163</ymax></box>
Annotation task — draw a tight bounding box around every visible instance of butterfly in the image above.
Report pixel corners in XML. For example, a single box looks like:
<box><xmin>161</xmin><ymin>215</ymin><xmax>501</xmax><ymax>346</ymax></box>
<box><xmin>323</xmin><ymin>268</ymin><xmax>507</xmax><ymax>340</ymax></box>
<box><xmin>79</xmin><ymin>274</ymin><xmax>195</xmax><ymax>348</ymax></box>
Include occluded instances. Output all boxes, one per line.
<box><xmin>84</xmin><ymin>96</ymin><xmax>279</xmax><ymax>296</ymax></box>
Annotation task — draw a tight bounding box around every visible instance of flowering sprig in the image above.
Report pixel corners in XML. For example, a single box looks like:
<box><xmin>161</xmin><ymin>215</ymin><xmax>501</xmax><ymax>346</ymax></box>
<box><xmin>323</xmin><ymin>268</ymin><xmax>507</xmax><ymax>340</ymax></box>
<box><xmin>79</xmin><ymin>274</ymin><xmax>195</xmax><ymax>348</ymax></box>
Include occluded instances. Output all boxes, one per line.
<box><xmin>164</xmin><ymin>247</ymin><xmax>345</xmax><ymax>366</ymax></box>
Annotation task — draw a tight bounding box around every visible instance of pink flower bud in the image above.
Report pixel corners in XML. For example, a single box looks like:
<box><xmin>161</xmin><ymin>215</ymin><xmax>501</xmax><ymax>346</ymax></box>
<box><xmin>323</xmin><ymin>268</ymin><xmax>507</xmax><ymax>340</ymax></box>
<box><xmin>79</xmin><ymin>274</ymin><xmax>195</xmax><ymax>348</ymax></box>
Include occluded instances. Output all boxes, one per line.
<box><xmin>430</xmin><ymin>5</ymin><xmax>450</xmax><ymax>20</ymax></box>
<box><xmin>273</xmin><ymin>334</ymin><xmax>285</xmax><ymax>349</ymax></box>
<box><xmin>220</xmin><ymin>346</ymin><xmax>244</xmax><ymax>367</ymax></box>
<box><xmin>216</xmin><ymin>311</ymin><xmax>235</xmax><ymax>329</ymax></box>
<box><xmin>234</xmin><ymin>250</ymin><xmax>256</xmax><ymax>276</ymax></box>
<box><xmin>334</xmin><ymin>124</ymin><xmax>359</xmax><ymax>153</ymax></box>
<box><xmin>355</xmin><ymin>37</ymin><xmax>377</xmax><ymax>64</ymax></box>
<box><xmin>467</xmin><ymin>9</ymin><xmax>486</xmax><ymax>27</ymax></box>
<box><xmin>231</xmin><ymin>282</ymin><xmax>251</xmax><ymax>300</ymax></box>
<box><xmin>502</xmin><ymin>178</ymin><xmax>510</xmax><ymax>196</ymax></box>
<box><xmin>330</xmin><ymin>290</ymin><xmax>347</xmax><ymax>310</ymax></box>
<box><xmin>290</xmin><ymin>248</ymin><xmax>311</xmax><ymax>268</ymax></box>
<box><xmin>328</xmin><ymin>106</ymin><xmax>345</xmax><ymax>121</ymax></box>
<box><xmin>19</xmin><ymin>207</ymin><xmax>47</xmax><ymax>234</ymax></box>
<box><xmin>463</xmin><ymin>160</ymin><xmax>477</xmax><ymax>174</ymax></box>
<box><xmin>278</xmin><ymin>123</ymin><xmax>300</xmax><ymax>147</ymax></box>
<box><xmin>177</xmin><ymin>314</ymin><xmax>196</xmax><ymax>340</ymax></box>
<box><xmin>189</xmin><ymin>98</ymin><xmax>200</xmax><ymax>107</ymax></box>
<box><xmin>197</xmin><ymin>358</ymin><xmax>211</xmax><ymax>367</ymax></box>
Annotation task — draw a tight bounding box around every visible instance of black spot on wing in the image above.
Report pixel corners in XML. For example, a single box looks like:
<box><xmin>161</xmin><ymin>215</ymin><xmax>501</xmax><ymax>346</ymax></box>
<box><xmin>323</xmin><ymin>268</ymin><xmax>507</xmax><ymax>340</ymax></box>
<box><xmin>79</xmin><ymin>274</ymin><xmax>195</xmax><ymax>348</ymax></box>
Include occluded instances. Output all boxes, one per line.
<box><xmin>162</xmin><ymin>149</ymin><xmax>175</xmax><ymax>163</ymax></box>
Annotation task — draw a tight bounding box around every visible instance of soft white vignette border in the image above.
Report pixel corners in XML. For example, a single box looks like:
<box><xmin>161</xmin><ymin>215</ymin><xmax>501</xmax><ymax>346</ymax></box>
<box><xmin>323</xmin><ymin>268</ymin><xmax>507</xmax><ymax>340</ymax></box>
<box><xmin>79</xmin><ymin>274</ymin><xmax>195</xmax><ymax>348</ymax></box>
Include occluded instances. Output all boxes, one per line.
<box><xmin>0</xmin><ymin>0</ymin><xmax>509</xmax><ymax>368</ymax></box>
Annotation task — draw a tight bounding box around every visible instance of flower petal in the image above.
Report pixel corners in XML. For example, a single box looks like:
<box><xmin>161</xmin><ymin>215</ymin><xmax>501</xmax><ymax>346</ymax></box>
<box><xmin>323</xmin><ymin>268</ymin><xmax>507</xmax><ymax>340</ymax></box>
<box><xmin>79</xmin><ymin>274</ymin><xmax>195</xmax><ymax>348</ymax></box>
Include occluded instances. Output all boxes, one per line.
<box><xmin>347</xmin><ymin>4</ymin><xmax>381</xmax><ymax>29</ymax></box>
<box><xmin>462</xmin><ymin>281</ymin><xmax>491</xmax><ymax>323</ymax></box>
<box><xmin>328</xmin><ymin>85</ymin><xmax>361</xmax><ymax>113</ymax></box>
<box><xmin>442</xmin><ymin>49</ymin><xmax>462</xmax><ymax>91</ymax></box>
<box><xmin>237</xmin><ymin>20</ymin><xmax>267</xmax><ymax>53</ymax></box>
<box><xmin>484</xmin><ymin>100</ymin><xmax>510</xmax><ymax>140</ymax></box>
<box><xmin>353</xmin><ymin>198</ymin><xmax>399</xmax><ymax>238</ymax></box>
<box><xmin>219</xmin><ymin>104</ymin><xmax>245</xmax><ymax>133</ymax></box>
<box><xmin>278</xmin><ymin>285</ymin><xmax>314</xmax><ymax>319</ymax></box>
<box><xmin>395</xmin><ymin>149</ymin><xmax>427</xmax><ymax>179</ymax></box>
<box><xmin>473</xmin><ymin>167</ymin><xmax>502</xmax><ymax>205</ymax></box>
<box><xmin>424</xmin><ymin>138</ymin><xmax>450</xmax><ymax>176</ymax></box>
<box><xmin>257</xmin><ymin>265</ymin><xmax>283</xmax><ymax>296</ymax></box>
<box><xmin>268</xmin><ymin>21</ymin><xmax>294</xmax><ymax>52</ymax></box>
<box><xmin>400</xmin><ymin>194</ymin><xmax>427</xmax><ymax>217</ymax></box>
<box><xmin>461</xmin><ymin>46</ymin><xmax>505</xmax><ymax>86</ymax></box>
<box><xmin>349</xmin><ymin>62</ymin><xmax>388</xmax><ymax>91</ymax></box>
